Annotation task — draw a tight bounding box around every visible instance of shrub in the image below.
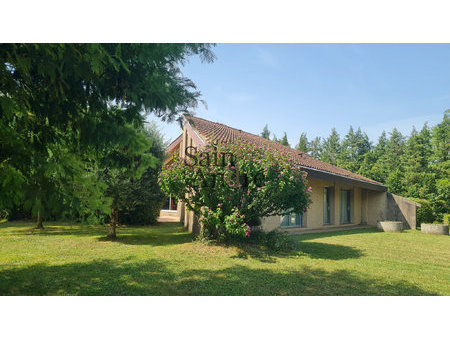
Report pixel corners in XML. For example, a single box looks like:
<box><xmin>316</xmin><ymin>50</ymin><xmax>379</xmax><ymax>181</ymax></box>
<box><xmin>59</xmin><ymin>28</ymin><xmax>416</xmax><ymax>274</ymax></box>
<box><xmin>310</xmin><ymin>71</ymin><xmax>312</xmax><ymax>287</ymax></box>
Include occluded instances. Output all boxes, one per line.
<box><xmin>409</xmin><ymin>198</ymin><xmax>435</xmax><ymax>226</ymax></box>
<box><xmin>159</xmin><ymin>139</ymin><xmax>312</xmax><ymax>240</ymax></box>
<box><xmin>199</xmin><ymin>205</ymin><xmax>250</xmax><ymax>240</ymax></box>
<box><xmin>249</xmin><ymin>228</ymin><xmax>298</xmax><ymax>252</ymax></box>
<box><xmin>118</xmin><ymin>167</ymin><xmax>165</xmax><ymax>225</ymax></box>
<box><xmin>118</xmin><ymin>124</ymin><xmax>167</xmax><ymax>225</ymax></box>
<box><xmin>443</xmin><ymin>214</ymin><xmax>450</xmax><ymax>225</ymax></box>
<box><xmin>0</xmin><ymin>210</ymin><xmax>8</xmax><ymax>223</ymax></box>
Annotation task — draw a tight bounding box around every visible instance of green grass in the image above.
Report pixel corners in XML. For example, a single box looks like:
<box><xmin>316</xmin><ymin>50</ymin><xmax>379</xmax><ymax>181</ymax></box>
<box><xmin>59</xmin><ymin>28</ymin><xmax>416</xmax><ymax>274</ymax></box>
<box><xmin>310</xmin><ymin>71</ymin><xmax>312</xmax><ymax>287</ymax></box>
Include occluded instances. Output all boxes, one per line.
<box><xmin>0</xmin><ymin>221</ymin><xmax>449</xmax><ymax>295</ymax></box>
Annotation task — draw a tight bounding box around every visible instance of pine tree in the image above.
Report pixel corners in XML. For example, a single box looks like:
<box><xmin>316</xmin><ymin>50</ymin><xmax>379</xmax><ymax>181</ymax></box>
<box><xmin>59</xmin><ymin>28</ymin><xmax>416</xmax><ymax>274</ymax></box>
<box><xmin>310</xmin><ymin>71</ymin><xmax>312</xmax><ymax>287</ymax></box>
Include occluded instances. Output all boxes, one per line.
<box><xmin>295</xmin><ymin>133</ymin><xmax>309</xmax><ymax>152</ymax></box>
<box><xmin>261</xmin><ymin>124</ymin><xmax>271</xmax><ymax>139</ymax></box>
<box><xmin>308</xmin><ymin>136</ymin><xmax>322</xmax><ymax>159</ymax></box>
<box><xmin>100</xmin><ymin>121</ymin><xmax>157</xmax><ymax>238</ymax></box>
<box><xmin>430</xmin><ymin>110</ymin><xmax>449</xmax><ymax>178</ymax></box>
<box><xmin>359</xmin><ymin>131</ymin><xmax>387</xmax><ymax>182</ymax></box>
<box><xmin>402</xmin><ymin>124</ymin><xmax>434</xmax><ymax>199</ymax></box>
<box><xmin>429</xmin><ymin>111</ymin><xmax>450</xmax><ymax>220</ymax></box>
<box><xmin>119</xmin><ymin>122</ymin><xmax>167</xmax><ymax>225</ymax></box>
<box><xmin>385</xmin><ymin>128</ymin><xmax>405</xmax><ymax>172</ymax></box>
<box><xmin>337</xmin><ymin>126</ymin><xmax>357</xmax><ymax>171</ymax></box>
<box><xmin>381</xmin><ymin>128</ymin><xmax>406</xmax><ymax>194</ymax></box>
<box><xmin>321</xmin><ymin>128</ymin><xmax>341</xmax><ymax>166</ymax></box>
<box><xmin>337</xmin><ymin>126</ymin><xmax>371</xmax><ymax>173</ymax></box>
<box><xmin>279</xmin><ymin>132</ymin><xmax>290</xmax><ymax>147</ymax></box>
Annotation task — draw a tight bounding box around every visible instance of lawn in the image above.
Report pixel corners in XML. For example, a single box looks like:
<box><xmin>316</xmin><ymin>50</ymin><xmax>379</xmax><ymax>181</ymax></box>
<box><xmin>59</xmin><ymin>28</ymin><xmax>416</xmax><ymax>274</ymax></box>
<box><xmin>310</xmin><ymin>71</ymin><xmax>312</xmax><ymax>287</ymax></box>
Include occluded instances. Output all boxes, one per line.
<box><xmin>0</xmin><ymin>221</ymin><xmax>449</xmax><ymax>295</ymax></box>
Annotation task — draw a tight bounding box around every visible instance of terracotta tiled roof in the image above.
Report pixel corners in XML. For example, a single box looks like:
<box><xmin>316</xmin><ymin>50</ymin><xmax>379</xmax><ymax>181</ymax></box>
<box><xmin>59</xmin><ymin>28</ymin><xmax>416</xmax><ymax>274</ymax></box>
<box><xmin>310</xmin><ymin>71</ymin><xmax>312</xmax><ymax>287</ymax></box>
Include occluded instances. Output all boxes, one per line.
<box><xmin>185</xmin><ymin>115</ymin><xmax>385</xmax><ymax>187</ymax></box>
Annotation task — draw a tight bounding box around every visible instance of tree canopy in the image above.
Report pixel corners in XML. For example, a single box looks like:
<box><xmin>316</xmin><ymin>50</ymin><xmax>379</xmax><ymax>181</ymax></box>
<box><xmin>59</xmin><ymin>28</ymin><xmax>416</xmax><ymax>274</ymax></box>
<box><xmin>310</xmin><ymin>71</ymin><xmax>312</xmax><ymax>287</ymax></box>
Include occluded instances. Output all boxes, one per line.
<box><xmin>279</xmin><ymin>132</ymin><xmax>290</xmax><ymax>147</ymax></box>
<box><xmin>261</xmin><ymin>124</ymin><xmax>270</xmax><ymax>139</ymax></box>
<box><xmin>295</xmin><ymin>132</ymin><xmax>309</xmax><ymax>153</ymax></box>
<box><xmin>0</xmin><ymin>43</ymin><xmax>215</xmax><ymax>235</ymax></box>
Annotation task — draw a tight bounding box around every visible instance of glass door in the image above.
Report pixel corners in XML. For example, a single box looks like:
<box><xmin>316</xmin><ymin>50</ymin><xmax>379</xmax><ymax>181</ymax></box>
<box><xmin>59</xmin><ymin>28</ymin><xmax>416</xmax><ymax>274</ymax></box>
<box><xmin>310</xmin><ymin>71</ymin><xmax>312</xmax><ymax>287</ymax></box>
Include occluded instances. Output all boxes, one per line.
<box><xmin>340</xmin><ymin>190</ymin><xmax>351</xmax><ymax>224</ymax></box>
<box><xmin>324</xmin><ymin>187</ymin><xmax>331</xmax><ymax>224</ymax></box>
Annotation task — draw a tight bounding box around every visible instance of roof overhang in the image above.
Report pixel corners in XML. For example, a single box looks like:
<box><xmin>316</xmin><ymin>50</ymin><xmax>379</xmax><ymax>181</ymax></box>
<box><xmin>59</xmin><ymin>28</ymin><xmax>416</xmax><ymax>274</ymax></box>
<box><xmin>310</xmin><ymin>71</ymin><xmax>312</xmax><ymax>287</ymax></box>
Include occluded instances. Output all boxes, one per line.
<box><xmin>166</xmin><ymin>134</ymin><xmax>183</xmax><ymax>154</ymax></box>
<box><xmin>302</xmin><ymin>166</ymin><xmax>387</xmax><ymax>192</ymax></box>
<box><xmin>183</xmin><ymin>116</ymin><xmax>206</xmax><ymax>147</ymax></box>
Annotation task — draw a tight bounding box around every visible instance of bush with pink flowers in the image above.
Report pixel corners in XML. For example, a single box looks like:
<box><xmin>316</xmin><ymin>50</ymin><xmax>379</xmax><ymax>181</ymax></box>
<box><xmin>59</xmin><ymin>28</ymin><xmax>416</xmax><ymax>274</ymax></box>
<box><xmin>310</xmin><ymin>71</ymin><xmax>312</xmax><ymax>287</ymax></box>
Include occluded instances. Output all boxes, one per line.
<box><xmin>199</xmin><ymin>205</ymin><xmax>249</xmax><ymax>240</ymax></box>
<box><xmin>159</xmin><ymin>140</ymin><xmax>312</xmax><ymax>240</ymax></box>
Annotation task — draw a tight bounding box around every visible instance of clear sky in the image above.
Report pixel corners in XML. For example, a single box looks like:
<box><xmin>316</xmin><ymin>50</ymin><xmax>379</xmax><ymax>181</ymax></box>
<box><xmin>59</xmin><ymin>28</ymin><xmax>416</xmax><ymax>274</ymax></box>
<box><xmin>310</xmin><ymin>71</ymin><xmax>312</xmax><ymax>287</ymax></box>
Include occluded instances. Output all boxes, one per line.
<box><xmin>148</xmin><ymin>44</ymin><xmax>450</xmax><ymax>146</ymax></box>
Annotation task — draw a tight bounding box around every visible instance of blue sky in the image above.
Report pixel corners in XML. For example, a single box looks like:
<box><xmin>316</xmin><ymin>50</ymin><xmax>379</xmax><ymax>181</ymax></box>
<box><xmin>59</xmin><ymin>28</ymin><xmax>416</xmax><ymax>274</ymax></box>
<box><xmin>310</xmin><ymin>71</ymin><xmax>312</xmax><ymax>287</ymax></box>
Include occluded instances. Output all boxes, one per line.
<box><xmin>148</xmin><ymin>44</ymin><xmax>450</xmax><ymax>146</ymax></box>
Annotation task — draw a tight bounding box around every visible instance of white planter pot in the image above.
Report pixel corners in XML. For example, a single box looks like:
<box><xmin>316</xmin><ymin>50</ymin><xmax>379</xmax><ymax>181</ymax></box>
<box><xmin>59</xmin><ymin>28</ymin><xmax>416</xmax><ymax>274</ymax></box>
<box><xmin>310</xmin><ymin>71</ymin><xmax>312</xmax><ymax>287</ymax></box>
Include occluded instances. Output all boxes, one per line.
<box><xmin>421</xmin><ymin>224</ymin><xmax>449</xmax><ymax>236</ymax></box>
<box><xmin>377</xmin><ymin>221</ymin><xmax>403</xmax><ymax>233</ymax></box>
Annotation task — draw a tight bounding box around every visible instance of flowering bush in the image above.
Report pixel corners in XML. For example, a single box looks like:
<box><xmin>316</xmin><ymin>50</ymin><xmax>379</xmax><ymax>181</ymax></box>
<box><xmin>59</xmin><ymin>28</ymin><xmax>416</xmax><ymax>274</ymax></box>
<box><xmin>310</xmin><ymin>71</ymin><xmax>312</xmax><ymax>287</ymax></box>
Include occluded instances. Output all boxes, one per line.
<box><xmin>199</xmin><ymin>206</ymin><xmax>222</xmax><ymax>239</ymax></box>
<box><xmin>224</xmin><ymin>207</ymin><xmax>249</xmax><ymax>238</ymax></box>
<box><xmin>159</xmin><ymin>139</ymin><xmax>312</xmax><ymax>239</ymax></box>
<box><xmin>199</xmin><ymin>205</ymin><xmax>249</xmax><ymax>239</ymax></box>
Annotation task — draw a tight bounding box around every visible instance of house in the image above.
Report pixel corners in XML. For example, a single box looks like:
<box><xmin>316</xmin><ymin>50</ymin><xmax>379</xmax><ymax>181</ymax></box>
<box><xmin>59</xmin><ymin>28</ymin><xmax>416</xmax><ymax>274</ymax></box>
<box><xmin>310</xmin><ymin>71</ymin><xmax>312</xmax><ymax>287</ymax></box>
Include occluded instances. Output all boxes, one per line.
<box><xmin>159</xmin><ymin>115</ymin><xmax>419</xmax><ymax>234</ymax></box>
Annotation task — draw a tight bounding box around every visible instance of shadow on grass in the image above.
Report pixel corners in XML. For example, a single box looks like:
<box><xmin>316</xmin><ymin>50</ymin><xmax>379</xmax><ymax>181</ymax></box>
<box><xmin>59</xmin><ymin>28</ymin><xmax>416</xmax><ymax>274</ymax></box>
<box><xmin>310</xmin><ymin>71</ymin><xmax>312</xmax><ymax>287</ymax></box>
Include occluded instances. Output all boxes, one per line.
<box><xmin>0</xmin><ymin>258</ymin><xmax>174</xmax><ymax>296</ymax></box>
<box><xmin>229</xmin><ymin>239</ymin><xmax>363</xmax><ymax>263</ymax></box>
<box><xmin>0</xmin><ymin>259</ymin><xmax>437</xmax><ymax>296</ymax></box>
<box><xmin>99</xmin><ymin>231</ymin><xmax>193</xmax><ymax>247</ymax></box>
<box><xmin>298</xmin><ymin>242</ymin><xmax>363</xmax><ymax>260</ymax></box>
<box><xmin>98</xmin><ymin>223</ymin><xmax>192</xmax><ymax>246</ymax></box>
<box><xmin>229</xmin><ymin>244</ymin><xmax>279</xmax><ymax>263</ymax></box>
<box><xmin>1</xmin><ymin>222</ymin><xmax>189</xmax><ymax>244</ymax></box>
<box><xmin>0</xmin><ymin>222</ymin><xmax>106</xmax><ymax>237</ymax></box>
<box><xmin>296</xmin><ymin>228</ymin><xmax>380</xmax><ymax>241</ymax></box>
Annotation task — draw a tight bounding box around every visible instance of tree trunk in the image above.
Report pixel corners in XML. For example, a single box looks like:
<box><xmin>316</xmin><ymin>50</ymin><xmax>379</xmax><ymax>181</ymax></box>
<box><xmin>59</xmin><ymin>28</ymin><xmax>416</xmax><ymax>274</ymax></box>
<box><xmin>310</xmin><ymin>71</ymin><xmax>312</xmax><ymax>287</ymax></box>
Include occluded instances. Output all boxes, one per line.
<box><xmin>108</xmin><ymin>205</ymin><xmax>119</xmax><ymax>239</ymax></box>
<box><xmin>36</xmin><ymin>211</ymin><xmax>44</xmax><ymax>229</ymax></box>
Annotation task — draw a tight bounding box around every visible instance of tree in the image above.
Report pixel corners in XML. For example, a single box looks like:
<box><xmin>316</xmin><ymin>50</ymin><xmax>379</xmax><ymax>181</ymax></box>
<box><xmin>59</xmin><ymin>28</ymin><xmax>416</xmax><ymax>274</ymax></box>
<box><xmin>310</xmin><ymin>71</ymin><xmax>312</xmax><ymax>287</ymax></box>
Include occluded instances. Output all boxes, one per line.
<box><xmin>159</xmin><ymin>140</ymin><xmax>312</xmax><ymax>239</ymax></box>
<box><xmin>118</xmin><ymin>122</ymin><xmax>167</xmax><ymax>225</ymax></box>
<box><xmin>0</xmin><ymin>112</ymin><xmax>27</xmax><ymax>215</ymax></box>
<box><xmin>261</xmin><ymin>124</ymin><xmax>271</xmax><ymax>139</ymax></box>
<box><xmin>0</xmin><ymin>44</ymin><xmax>215</xmax><ymax>126</ymax></box>
<box><xmin>99</xmin><ymin>121</ymin><xmax>156</xmax><ymax>238</ymax></box>
<box><xmin>337</xmin><ymin>126</ymin><xmax>371</xmax><ymax>173</ymax></box>
<box><xmin>0</xmin><ymin>43</ymin><xmax>215</xmax><ymax>229</ymax></box>
<box><xmin>359</xmin><ymin>131</ymin><xmax>387</xmax><ymax>182</ymax></box>
<box><xmin>279</xmin><ymin>132</ymin><xmax>290</xmax><ymax>147</ymax></box>
<box><xmin>402</xmin><ymin>124</ymin><xmax>434</xmax><ymax>198</ymax></box>
<box><xmin>386</xmin><ymin>168</ymin><xmax>405</xmax><ymax>195</ymax></box>
<box><xmin>433</xmin><ymin>178</ymin><xmax>450</xmax><ymax>221</ymax></box>
<box><xmin>320</xmin><ymin>128</ymin><xmax>341</xmax><ymax>165</ymax></box>
<box><xmin>385</xmin><ymin>128</ymin><xmax>405</xmax><ymax>173</ymax></box>
<box><xmin>295</xmin><ymin>133</ymin><xmax>309</xmax><ymax>153</ymax></box>
<box><xmin>430</xmin><ymin>110</ymin><xmax>449</xmax><ymax>178</ymax></box>
<box><xmin>429</xmin><ymin>111</ymin><xmax>450</xmax><ymax>220</ymax></box>
<box><xmin>308</xmin><ymin>136</ymin><xmax>322</xmax><ymax>159</ymax></box>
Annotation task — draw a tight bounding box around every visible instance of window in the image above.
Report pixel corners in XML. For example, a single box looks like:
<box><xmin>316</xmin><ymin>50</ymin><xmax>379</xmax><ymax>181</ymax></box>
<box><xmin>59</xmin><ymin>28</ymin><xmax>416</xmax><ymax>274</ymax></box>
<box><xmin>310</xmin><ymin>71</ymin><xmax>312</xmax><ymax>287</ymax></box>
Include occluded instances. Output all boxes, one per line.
<box><xmin>281</xmin><ymin>212</ymin><xmax>303</xmax><ymax>228</ymax></box>
<box><xmin>340</xmin><ymin>190</ymin><xmax>351</xmax><ymax>224</ymax></box>
<box><xmin>162</xmin><ymin>195</ymin><xmax>178</xmax><ymax>211</ymax></box>
<box><xmin>324</xmin><ymin>187</ymin><xmax>332</xmax><ymax>224</ymax></box>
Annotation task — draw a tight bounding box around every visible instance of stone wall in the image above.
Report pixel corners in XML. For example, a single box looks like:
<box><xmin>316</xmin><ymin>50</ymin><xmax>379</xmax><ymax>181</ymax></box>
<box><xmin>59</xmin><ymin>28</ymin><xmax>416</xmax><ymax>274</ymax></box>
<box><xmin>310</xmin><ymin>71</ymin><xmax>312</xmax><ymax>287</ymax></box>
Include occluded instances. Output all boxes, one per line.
<box><xmin>386</xmin><ymin>193</ymin><xmax>419</xmax><ymax>229</ymax></box>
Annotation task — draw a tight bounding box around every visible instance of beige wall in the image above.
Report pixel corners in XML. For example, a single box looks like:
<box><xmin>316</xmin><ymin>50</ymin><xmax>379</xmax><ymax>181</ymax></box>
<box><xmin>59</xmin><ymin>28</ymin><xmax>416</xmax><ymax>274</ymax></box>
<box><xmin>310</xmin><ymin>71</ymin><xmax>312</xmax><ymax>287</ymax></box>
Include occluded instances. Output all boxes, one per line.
<box><xmin>367</xmin><ymin>190</ymin><xmax>388</xmax><ymax>226</ymax></box>
<box><xmin>260</xmin><ymin>177</ymin><xmax>369</xmax><ymax>232</ymax></box>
